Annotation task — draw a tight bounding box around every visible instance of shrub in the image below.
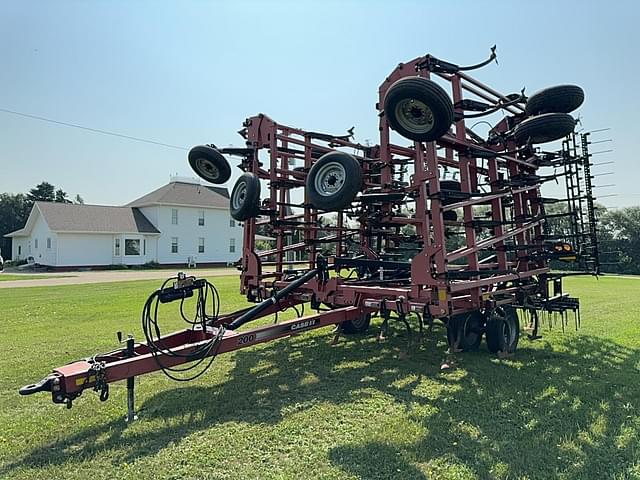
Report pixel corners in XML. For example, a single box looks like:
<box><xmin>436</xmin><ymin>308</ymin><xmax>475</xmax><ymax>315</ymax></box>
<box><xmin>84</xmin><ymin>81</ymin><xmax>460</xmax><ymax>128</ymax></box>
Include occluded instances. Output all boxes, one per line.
<box><xmin>104</xmin><ymin>264</ymin><xmax>129</xmax><ymax>270</ymax></box>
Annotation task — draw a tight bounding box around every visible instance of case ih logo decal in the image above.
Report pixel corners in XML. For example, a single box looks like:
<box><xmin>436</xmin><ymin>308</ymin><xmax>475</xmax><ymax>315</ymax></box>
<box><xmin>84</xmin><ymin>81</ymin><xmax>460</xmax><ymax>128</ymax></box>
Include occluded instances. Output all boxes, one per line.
<box><xmin>238</xmin><ymin>318</ymin><xmax>320</xmax><ymax>346</ymax></box>
<box><xmin>290</xmin><ymin>318</ymin><xmax>318</xmax><ymax>331</ymax></box>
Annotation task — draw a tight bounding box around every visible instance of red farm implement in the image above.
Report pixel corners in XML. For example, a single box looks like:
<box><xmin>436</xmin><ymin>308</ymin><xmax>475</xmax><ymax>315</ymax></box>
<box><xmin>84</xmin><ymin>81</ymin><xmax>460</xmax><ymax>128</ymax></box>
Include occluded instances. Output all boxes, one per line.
<box><xmin>20</xmin><ymin>48</ymin><xmax>601</xmax><ymax>420</ymax></box>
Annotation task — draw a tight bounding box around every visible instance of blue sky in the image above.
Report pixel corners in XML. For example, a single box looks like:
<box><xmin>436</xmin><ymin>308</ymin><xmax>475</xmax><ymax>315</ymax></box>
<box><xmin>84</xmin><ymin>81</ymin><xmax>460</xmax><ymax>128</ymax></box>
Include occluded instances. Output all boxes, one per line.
<box><xmin>1</xmin><ymin>0</ymin><xmax>638</xmax><ymax>207</ymax></box>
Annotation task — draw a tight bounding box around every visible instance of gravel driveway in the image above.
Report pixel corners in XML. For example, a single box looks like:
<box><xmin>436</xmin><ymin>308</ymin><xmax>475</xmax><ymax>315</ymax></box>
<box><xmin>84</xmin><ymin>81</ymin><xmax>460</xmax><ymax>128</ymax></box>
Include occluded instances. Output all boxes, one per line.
<box><xmin>0</xmin><ymin>268</ymin><xmax>237</xmax><ymax>289</ymax></box>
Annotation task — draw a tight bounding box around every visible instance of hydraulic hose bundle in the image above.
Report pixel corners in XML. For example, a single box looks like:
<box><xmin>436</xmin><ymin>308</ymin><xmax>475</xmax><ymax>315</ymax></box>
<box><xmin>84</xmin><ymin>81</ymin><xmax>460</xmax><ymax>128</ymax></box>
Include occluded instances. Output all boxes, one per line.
<box><xmin>141</xmin><ymin>274</ymin><xmax>224</xmax><ymax>381</ymax></box>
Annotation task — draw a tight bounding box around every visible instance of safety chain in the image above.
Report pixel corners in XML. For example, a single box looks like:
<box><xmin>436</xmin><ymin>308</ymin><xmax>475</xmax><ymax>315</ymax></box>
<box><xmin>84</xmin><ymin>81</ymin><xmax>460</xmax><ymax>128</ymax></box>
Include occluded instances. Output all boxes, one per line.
<box><xmin>88</xmin><ymin>361</ymin><xmax>109</xmax><ymax>402</ymax></box>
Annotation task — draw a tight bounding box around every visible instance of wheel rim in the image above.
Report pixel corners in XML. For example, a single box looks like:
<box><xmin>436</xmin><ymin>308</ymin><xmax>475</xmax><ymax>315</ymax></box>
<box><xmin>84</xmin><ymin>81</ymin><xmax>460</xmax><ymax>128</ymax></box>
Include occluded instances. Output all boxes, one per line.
<box><xmin>314</xmin><ymin>161</ymin><xmax>346</xmax><ymax>197</ymax></box>
<box><xmin>394</xmin><ymin>98</ymin><xmax>434</xmax><ymax>134</ymax></box>
<box><xmin>232</xmin><ymin>182</ymin><xmax>247</xmax><ymax>210</ymax></box>
<box><xmin>195</xmin><ymin>157</ymin><xmax>219</xmax><ymax>181</ymax></box>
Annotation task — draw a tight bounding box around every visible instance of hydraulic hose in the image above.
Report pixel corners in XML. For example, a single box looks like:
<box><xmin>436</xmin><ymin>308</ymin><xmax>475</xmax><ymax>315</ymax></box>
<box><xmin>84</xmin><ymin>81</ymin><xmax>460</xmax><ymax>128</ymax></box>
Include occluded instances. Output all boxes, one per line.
<box><xmin>227</xmin><ymin>268</ymin><xmax>319</xmax><ymax>330</ymax></box>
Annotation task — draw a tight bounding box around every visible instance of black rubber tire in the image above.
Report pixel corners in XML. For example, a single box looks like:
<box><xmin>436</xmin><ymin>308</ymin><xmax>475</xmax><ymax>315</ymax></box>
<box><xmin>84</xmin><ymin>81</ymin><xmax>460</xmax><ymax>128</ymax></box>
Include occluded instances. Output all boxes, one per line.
<box><xmin>341</xmin><ymin>313</ymin><xmax>372</xmax><ymax>335</ymax></box>
<box><xmin>307</xmin><ymin>152</ymin><xmax>362</xmax><ymax>211</ymax></box>
<box><xmin>188</xmin><ymin>145</ymin><xmax>232</xmax><ymax>184</ymax></box>
<box><xmin>525</xmin><ymin>85</ymin><xmax>584</xmax><ymax>116</ymax></box>
<box><xmin>230</xmin><ymin>173</ymin><xmax>261</xmax><ymax>221</ymax></box>
<box><xmin>485</xmin><ymin>306</ymin><xmax>520</xmax><ymax>354</ymax></box>
<box><xmin>513</xmin><ymin>113</ymin><xmax>576</xmax><ymax>146</ymax></box>
<box><xmin>384</xmin><ymin>77</ymin><xmax>454</xmax><ymax>142</ymax></box>
<box><xmin>447</xmin><ymin>310</ymin><xmax>484</xmax><ymax>351</ymax></box>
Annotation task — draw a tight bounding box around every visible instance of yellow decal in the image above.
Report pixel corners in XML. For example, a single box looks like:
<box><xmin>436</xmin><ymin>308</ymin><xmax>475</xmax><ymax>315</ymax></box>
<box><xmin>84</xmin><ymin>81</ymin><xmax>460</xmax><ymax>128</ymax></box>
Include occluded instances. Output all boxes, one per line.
<box><xmin>76</xmin><ymin>375</ymin><xmax>95</xmax><ymax>386</ymax></box>
<box><xmin>438</xmin><ymin>289</ymin><xmax>448</xmax><ymax>303</ymax></box>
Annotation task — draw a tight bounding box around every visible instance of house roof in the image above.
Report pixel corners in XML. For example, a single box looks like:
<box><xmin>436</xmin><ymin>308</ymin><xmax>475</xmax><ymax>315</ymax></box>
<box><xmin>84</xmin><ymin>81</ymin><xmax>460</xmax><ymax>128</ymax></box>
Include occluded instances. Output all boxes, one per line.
<box><xmin>4</xmin><ymin>181</ymin><xmax>230</xmax><ymax>239</ymax></box>
<box><xmin>6</xmin><ymin>228</ymin><xmax>27</xmax><ymax>237</ymax></box>
<box><xmin>5</xmin><ymin>202</ymin><xmax>160</xmax><ymax>237</ymax></box>
<box><xmin>127</xmin><ymin>181</ymin><xmax>230</xmax><ymax>209</ymax></box>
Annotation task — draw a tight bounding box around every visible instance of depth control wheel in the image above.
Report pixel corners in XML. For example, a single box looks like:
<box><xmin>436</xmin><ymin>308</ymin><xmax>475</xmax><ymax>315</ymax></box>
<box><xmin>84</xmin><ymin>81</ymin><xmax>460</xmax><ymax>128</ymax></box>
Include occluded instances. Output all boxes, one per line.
<box><xmin>525</xmin><ymin>84</ymin><xmax>584</xmax><ymax>115</ymax></box>
<box><xmin>306</xmin><ymin>151</ymin><xmax>362</xmax><ymax>211</ymax></box>
<box><xmin>188</xmin><ymin>145</ymin><xmax>232</xmax><ymax>184</ymax></box>
<box><xmin>513</xmin><ymin>113</ymin><xmax>576</xmax><ymax>145</ymax></box>
<box><xmin>383</xmin><ymin>77</ymin><xmax>454</xmax><ymax>142</ymax></box>
<box><xmin>230</xmin><ymin>173</ymin><xmax>261</xmax><ymax>221</ymax></box>
<box><xmin>485</xmin><ymin>306</ymin><xmax>520</xmax><ymax>354</ymax></box>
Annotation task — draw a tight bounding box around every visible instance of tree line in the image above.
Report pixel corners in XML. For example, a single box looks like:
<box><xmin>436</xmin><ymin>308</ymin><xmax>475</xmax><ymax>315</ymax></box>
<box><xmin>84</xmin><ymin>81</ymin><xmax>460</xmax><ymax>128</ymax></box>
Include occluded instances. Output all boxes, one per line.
<box><xmin>598</xmin><ymin>206</ymin><xmax>640</xmax><ymax>274</ymax></box>
<box><xmin>0</xmin><ymin>182</ymin><xmax>84</xmax><ymax>258</ymax></box>
<box><xmin>1</xmin><ymin>183</ymin><xmax>638</xmax><ymax>275</ymax></box>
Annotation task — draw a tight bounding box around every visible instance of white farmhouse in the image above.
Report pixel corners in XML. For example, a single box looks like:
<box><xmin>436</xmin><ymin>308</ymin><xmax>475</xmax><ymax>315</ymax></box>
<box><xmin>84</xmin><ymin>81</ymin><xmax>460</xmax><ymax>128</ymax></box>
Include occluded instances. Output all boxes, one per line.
<box><xmin>5</xmin><ymin>179</ymin><xmax>243</xmax><ymax>269</ymax></box>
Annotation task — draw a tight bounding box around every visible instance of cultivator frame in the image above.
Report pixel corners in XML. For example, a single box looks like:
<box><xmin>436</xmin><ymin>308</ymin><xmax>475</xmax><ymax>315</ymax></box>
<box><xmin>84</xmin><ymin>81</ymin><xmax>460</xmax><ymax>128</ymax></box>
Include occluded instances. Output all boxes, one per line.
<box><xmin>232</xmin><ymin>50</ymin><xmax>587</xmax><ymax>321</ymax></box>
<box><xmin>20</xmin><ymin>48</ymin><xmax>599</xmax><ymax>415</ymax></box>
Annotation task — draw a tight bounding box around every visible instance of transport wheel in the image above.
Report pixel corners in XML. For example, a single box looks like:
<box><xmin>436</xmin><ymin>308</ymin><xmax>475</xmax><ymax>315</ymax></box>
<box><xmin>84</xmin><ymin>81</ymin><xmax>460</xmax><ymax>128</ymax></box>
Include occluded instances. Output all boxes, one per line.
<box><xmin>341</xmin><ymin>313</ymin><xmax>372</xmax><ymax>335</ymax></box>
<box><xmin>513</xmin><ymin>113</ymin><xmax>576</xmax><ymax>145</ymax></box>
<box><xmin>485</xmin><ymin>306</ymin><xmax>520</xmax><ymax>354</ymax></box>
<box><xmin>188</xmin><ymin>145</ymin><xmax>232</xmax><ymax>184</ymax></box>
<box><xmin>230</xmin><ymin>173</ymin><xmax>261</xmax><ymax>221</ymax></box>
<box><xmin>383</xmin><ymin>77</ymin><xmax>454</xmax><ymax>142</ymax></box>
<box><xmin>447</xmin><ymin>310</ymin><xmax>483</xmax><ymax>351</ymax></box>
<box><xmin>525</xmin><ymin>85</ymin><xmax>584</xmax><ymax>116</ymax></box>
<box><xmin>307</xmin><ymin>152</ymin><xmax>363</xmax><ymax>211</ymax></box>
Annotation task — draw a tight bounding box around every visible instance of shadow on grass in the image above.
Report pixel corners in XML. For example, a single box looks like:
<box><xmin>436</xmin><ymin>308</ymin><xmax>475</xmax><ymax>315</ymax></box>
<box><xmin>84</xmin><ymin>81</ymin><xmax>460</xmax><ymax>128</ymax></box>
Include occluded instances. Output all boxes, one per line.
<box><xmin>3</xmin><ymin>326</ymin><xmax>639</xmax><ymax>479</ymax></box>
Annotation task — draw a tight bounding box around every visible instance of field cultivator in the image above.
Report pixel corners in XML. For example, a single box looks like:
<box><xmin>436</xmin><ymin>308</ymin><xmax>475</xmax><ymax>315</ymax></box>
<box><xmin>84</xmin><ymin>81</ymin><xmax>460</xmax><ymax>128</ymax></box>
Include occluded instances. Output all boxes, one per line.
<box><xmin>20</xmin><ymin>48</ymin><xmax>602</xmax><ymax>418</ymax></box>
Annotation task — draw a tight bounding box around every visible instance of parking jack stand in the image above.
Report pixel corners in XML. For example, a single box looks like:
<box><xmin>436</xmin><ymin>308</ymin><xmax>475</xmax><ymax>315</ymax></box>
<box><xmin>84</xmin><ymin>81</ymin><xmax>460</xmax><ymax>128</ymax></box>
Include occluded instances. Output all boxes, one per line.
<box><xmin>125</xmin><ymin>335</ymin><xmax>138</xmax><ymax>423</ymax></box>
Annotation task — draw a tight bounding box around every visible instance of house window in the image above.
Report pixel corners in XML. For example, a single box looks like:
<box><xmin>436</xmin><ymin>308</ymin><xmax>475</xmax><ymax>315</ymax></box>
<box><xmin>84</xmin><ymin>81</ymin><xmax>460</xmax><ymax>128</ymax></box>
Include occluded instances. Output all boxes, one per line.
<box><xmin>114</xmin><ymin>238</ymin><xmax>121</xmax><ymax>256</ymax></box>
<box><xmin>171</xmin><ymin>237</ymin><xmax>178</xmax><ymax>253</ymax></box>
<box><xmin>18</xmin><ymin>245</ymin><xmax>21</xmax><ymax>255</ymax></box>
<box><xmin>143</xmin><ymin>239</ymin><xmax>146</xmax><ymax>255</ymax></box>
<box><xmin>229</xmin><ymin>237</ymin><xmax>235</xmax><ymax>253</ymax></box>
<box><xmin>46</xmin><ymin>237</ymin><xmax>51</xmax><ymax>249</ymax></box>
<box><xmin>171</xmin><ymin>208</ymin><xmax>178</xmax><ymax>225</ymax></box>
<box><xmin>198</xmin><ymin>210</ymin><xmax>205</xmax><ymax>226</ymax></box>
<box><xmin>198</xmin><ymin>237</ymin><xmax>205</xmax><ymax>253</ymax></box>
<box><xmin>125</xmin><ymin>239</ymin><xmax>141</xmax><ymax>256</ymax></box>
<box><xmin>34</xmin><ymin>238</ymin><xmax>38</xmax><ymax>249</ymax></box>
<box><xmin>229</xmin><ymin>219</ymin><xmax>235</xmax><ymax>227</ymax></box>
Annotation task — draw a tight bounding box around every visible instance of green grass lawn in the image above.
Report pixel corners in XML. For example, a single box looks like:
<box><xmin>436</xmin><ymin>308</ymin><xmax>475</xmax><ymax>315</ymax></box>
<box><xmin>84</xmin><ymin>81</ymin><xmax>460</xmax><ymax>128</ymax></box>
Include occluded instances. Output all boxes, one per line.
<box><xmin>0</xmin><ymin>273</ymin><xmax>68</xmax><ymax>281</ymax></box>
<box><xmin>0</xmin><ymin>275</ymin><xmax>638</xmax><ymax>479</ymax></box>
